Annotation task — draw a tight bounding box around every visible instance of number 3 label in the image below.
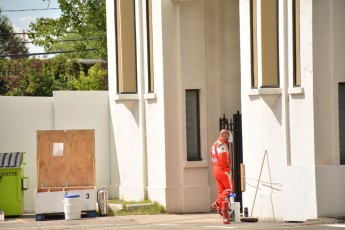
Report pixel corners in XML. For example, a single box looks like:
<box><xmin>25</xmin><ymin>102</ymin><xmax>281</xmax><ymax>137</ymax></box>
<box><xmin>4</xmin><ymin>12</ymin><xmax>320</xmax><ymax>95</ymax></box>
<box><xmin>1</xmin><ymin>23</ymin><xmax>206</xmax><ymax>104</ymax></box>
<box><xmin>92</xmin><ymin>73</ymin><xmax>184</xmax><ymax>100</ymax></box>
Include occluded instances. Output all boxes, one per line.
<box><xmin>86</xmin><ymin>193</ymin><xmax>90</xmax><ymax>199</ymax></box>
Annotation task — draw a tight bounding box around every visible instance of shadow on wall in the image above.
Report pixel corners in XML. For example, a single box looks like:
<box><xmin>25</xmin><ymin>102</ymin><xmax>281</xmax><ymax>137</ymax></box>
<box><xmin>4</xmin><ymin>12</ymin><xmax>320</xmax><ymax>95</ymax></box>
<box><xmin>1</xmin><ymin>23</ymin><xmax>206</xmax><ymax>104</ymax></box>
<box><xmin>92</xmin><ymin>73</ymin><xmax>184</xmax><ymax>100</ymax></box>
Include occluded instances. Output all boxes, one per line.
<box><xmin>109</xmin><ymin>110</ymin><xmax>120</xmax><ymax>199</ymax></box>
<box><xmin>115</xmin><ymin>100</ymin><xmax>140</xmax><ymax>127</ymax></box>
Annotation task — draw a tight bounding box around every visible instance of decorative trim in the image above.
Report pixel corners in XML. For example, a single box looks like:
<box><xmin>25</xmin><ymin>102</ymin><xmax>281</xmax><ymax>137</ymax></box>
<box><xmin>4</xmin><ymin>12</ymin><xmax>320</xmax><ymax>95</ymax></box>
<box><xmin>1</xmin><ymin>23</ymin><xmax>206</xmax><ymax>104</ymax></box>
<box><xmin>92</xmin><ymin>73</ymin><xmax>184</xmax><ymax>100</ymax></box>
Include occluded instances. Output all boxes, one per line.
<box><xmin>183</xmin><ymin>160</ymin><xmax>208</xmax><ymax>169</ymax></box>
<box><xmin>248</xmin><ymin>89</ymin><xmax>259</xmax><ymax>96</ymax></box>
<box><xmin>248</xmin><ymin>88</ymin><xmax>283</xmax><ymax>96</ymax></box>
<box><xmin>258</xmin><ymin>88</ymin><xmax>283</xmax><ymax>95</ymax></box>
<box><xmin>144</xmin><ymin>93</ymin><xmax>157</xmax><ymax>100</ymax></box>
<box><xmin>248</xmin><ymin>88</ymin><xmax>283</xmax><ymax>107</ymax></box>
<box><xmin>114</xmin><ymin>94</ymin><xmax>139</xmax><ymax>101</ymax></box>
<box><xmin>288</xmin><ymin>87</ymin><xmax>304</xmax><ymax>95</ymax></box>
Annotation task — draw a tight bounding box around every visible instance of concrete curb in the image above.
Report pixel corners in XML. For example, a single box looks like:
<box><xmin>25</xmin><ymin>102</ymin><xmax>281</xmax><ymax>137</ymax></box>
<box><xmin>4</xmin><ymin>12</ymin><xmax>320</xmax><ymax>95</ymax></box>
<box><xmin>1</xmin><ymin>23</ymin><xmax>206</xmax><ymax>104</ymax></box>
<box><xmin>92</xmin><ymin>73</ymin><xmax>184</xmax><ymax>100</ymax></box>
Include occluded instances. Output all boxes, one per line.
<box><xmin>108</xmin><ymin>203</ymin><xmax>154</xmax><ymax>212</ymax></box>
<box><xmin>108</xmin><ymin>204</ymin><xmax>123</xmax><ymax>212</ymax></box>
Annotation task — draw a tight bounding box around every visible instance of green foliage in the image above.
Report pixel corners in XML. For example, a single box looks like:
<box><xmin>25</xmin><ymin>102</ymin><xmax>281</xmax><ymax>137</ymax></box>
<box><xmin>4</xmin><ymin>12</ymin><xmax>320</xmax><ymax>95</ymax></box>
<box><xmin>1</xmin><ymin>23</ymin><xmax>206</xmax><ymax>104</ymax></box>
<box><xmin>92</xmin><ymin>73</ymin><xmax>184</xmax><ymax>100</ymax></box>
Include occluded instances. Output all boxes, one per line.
<box><xmin>109</xmin><ymin>202</ymin><xmax>167</xmax><ymax>216</ymax></box>
<box><xmin>0</xmin><ymin>10</ymin><xmax>29</xmax><ymax>58</ymax></box>
<box><xmin>108</xmin><ymin>199</ymin><xmax>152</xmax><ymax>205</ymax></box>
<box><xmin>0</xmin><ymin>57</ymin><xmax>108</xmax><ymax>96</ymax></box>
<box><xmin>28</xmin><ymin>0</ymin><xmax>107</xmax><ymax>59</ymax></box>
<box><xmin>73</xmin><ymin>63</ymin><xmax>107</xmax><ymax>90</ymax></box>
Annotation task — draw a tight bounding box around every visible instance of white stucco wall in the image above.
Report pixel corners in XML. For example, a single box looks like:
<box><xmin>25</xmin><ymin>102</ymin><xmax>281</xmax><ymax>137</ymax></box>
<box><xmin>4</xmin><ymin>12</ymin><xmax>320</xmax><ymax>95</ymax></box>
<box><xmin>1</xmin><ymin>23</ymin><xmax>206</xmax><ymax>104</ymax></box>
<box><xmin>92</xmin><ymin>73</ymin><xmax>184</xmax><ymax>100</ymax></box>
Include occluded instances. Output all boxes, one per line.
<box><xmin>0</xmin><ymin>96</ymin><xmax>53</xmax><ymax>212</ymax></box>
<box><xmin>315</xmin><ymin>166</ymin><xmax>345</xmax><ymax>217</ymax></box>
<box><xmin>333</xmin><ymin>0</ymin><xmax>345</xmax><ymax>164</ymax></box>
<box><xmin>240</xmin><ymin>0</ymin><xmax>345</xmax><ymax>220</ymax></box>
<box><xmin>313</xmin><ymin>0</ymin><xmax>335</xmax><ymax>165</ymax></box>
<box><xmin>106</xmin><ymin>0</ymin><xmax>241</xmax><ymax>213</ymax></box>
<box><xmin>204</xmin><ymin>0</ymin><xmax>241</xmax><ymax>209</ymax></box>
<box><xmin>145</xmin><ymin>0</ymin><xmax>167</xmax><ymax>206</ymax></box>
<box><xmin>311</xmin><ymin>0</ymin><xmax>345</xmax><ymax>166</ymax></box>
<box><xmin>162</xmin><ymin>0</ymin><xmax>241</xmax><ymax>212</ymax></box>
<box><xmin>106</xmin><ymin>0</ymin><xmax>168</xmax><ymax>203</ymax></box>
<box><xmin>159</xmin><ymin>0</ymin><xmax>183</xmax><ymax>212</ymax></box>
<box><xmin>179</xmin><ymin>0</ymin><xmax>209</xmax><ymax>213</ymax></box>
<box><xmin>0</xmin><ymin>91</ymin><xmax>110</xmax><ymax>212</ymax></box>
<box><xmin>53</xmin><ymin>91</ymin><xmax>111</xmax><ymax>191</ymax></box>
<box><xmin>240</xmin><ymin>0</ymin><xmax>286</xmax><ymax>219</ymax></box>
<box><xmin>282</xmin><ymin>166</ymin><xmax>318</xmax><ymax>221</ymax></box>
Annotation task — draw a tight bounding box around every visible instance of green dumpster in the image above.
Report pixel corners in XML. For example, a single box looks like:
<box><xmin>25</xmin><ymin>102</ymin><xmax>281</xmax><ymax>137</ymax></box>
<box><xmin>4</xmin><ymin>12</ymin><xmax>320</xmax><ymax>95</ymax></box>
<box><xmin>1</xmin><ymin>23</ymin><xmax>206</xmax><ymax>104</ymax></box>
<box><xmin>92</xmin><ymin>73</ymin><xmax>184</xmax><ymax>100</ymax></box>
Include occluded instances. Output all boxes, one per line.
<box><xmin>0</xmin><ymin>152</ymin><xmax>26</xmax><ymax>216</ymax></box>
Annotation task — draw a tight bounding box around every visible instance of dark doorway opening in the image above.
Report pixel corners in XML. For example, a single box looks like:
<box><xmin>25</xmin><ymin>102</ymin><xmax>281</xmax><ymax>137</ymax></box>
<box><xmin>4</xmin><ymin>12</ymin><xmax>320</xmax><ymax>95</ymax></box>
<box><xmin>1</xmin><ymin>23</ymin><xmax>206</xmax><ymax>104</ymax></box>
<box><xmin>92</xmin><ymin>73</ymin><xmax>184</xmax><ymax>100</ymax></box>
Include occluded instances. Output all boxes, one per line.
<box><xmin>219</xmin><ymin>111</ymin><xmax>243</xmax><ymax>210</ymax></box>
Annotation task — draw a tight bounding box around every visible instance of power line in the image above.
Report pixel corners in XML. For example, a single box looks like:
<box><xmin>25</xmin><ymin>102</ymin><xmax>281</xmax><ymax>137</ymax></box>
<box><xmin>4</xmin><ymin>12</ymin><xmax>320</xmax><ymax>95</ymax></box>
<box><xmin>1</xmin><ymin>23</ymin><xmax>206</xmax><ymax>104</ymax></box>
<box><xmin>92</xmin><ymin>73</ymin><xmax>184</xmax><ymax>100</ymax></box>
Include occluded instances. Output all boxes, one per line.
<box><xmin>0</xmin><ymin>48</ymin><xmax>98</xmax><ymax>58</ymax></box>
<box><xmin>0</xmin><ymin>32</ymin><xmax>79</xmax><ymax>35</ymax></box>
<box><xmin>45</xmin><ymin>0</ymin><xmax>51</xmax><ymax>9</ymax></box>
<box><xmin>2</xmin><ymin>37</ymin><xmax>105</xmax><ymax>45</ymax></box>
<box><xmin>1</xmin><ymin>8</ymin><xmax>60</xmax><ymax>12</ymax></box>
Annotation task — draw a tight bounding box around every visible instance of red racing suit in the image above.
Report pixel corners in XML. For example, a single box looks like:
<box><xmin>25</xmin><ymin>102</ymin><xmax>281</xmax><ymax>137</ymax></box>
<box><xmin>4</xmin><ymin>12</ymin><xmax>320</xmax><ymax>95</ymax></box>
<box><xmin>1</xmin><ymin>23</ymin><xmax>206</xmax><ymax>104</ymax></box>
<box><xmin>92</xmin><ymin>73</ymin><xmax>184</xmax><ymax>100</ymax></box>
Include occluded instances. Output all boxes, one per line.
<box><xmin>210</xmin><ymin>137</ymin><xmax>232</xmax><ymax>209</ymax></box>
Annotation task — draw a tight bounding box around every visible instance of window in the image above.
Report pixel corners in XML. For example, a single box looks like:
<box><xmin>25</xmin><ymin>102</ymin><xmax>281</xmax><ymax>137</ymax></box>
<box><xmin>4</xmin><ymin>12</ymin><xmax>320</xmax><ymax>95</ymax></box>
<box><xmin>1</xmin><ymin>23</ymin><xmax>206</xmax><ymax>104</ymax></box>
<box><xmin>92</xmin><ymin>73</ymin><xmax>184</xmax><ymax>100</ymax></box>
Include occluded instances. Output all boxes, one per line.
<box><xmin>115</xmin><ymin>0</ymin><xmax>137</xmax><ymax>94</ymax></box>
<box><xmin>251</xmin><ymin>0</ymin><xmax>258</xmax><ymax>88</ymax></box>
<box><xmin>251</xmin><ymin>0</ymin><xmax>279</xmax><ymax>88</ymax></box>
<box><xmin>146</xmin><ymin>0</ymin><xmax>154</xmax><ymax>93</ymax></box>
<box><xmin>339</xmin><ymin>84</ymin><xmax>345</xmax><ymax>165</ymax></box>
<box><xmin>185</xmin><ymin>90</ymin><xmax>201</xmax><ymax>161</ymax></box>
<box><xmin>293</xmin><ymin>0</ymin><xmax>301</xmax><ymax>86</ymax></box>
<box><xmin>261</xmin><ymin>0</ymin><xmax>279</xmax><ymax>87</ymax></box>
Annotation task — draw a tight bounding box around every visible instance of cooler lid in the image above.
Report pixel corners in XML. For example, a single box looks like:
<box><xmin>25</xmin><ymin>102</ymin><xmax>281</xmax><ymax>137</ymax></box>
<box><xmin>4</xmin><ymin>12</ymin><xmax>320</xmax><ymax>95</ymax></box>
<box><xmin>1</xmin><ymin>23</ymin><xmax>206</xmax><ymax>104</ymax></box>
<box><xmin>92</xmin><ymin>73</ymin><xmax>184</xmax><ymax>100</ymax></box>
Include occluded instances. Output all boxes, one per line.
<box><xmin>64</xmin><ymin>194</ymin><xmax>80</xmax><ymax>198</ymax></box>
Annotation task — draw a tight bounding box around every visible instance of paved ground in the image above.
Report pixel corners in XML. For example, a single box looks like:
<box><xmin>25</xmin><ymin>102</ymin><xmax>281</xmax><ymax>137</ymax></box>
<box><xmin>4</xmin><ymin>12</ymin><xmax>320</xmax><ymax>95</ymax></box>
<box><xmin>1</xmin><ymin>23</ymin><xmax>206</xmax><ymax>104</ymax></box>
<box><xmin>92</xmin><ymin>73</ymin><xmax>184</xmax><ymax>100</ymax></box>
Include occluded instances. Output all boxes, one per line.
<box><xmin>1</xmin><ymin>213</ymin><xmax>345</xmax><ymax>230</ymax></box>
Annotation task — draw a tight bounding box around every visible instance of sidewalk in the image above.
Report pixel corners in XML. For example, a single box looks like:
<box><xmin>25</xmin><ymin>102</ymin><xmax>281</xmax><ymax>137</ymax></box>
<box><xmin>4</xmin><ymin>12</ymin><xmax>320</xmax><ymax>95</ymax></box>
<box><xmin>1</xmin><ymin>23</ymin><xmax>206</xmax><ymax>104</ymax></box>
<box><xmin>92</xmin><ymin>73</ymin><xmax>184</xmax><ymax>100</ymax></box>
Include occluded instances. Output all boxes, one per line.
<box><xmin>0</xmin><ymin>212</ymin><xmax>344</xmax><ymax>230</ymax></box>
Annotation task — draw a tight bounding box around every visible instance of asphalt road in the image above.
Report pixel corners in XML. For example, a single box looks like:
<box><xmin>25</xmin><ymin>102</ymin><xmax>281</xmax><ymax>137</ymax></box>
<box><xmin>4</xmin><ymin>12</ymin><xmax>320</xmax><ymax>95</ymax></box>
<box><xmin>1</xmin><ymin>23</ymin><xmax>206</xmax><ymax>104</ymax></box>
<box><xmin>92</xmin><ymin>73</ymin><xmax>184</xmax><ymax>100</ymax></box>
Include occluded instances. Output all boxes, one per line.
<box><xmin>1</xmin><ymin>213</ymin><xmax>344</xmax><ymax>230</ymax></box>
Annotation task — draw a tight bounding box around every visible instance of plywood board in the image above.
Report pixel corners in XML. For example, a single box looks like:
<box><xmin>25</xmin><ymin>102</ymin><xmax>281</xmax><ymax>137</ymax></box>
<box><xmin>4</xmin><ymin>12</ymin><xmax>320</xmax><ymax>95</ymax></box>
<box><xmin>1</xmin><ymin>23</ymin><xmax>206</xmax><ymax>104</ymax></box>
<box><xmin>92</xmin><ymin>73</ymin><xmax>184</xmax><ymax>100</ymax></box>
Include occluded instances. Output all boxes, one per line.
<box><xmin>37</xmin><ymin>130</ymin><xmax>95</xmax><ymax>188</ymax></box>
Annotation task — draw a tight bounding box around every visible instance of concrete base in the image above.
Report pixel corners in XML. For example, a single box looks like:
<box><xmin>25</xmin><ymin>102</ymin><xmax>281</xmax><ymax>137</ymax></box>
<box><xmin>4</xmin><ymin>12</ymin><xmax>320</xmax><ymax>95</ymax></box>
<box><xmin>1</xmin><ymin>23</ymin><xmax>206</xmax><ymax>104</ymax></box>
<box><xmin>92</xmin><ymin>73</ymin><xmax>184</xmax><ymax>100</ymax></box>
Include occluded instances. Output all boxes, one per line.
<box><xmin>118</xmin><ymin>185</ymin><xmax>146</xmax><ymax>201</ymax></box>
<box><xmin>282</xmin><ymin>166</ymin><xmax>318</xmax><ymax>221</ymax></box>
<box><xmin>283</xmin><ymin>166</ymin><xmax>345</xmax><ymax>221</ymax></box>
<box><xmin>34</xmin><ymin>189</ymin><xmax>96</xmax><ymax>214</ymax></box>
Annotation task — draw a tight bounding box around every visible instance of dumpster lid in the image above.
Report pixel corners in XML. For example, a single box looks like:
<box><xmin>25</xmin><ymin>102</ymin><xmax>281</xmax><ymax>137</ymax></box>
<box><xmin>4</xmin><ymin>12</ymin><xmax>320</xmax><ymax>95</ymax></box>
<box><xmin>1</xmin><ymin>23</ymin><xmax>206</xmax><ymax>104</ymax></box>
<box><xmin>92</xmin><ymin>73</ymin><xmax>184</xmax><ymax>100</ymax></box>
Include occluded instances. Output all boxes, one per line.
<box><xmin>0</xmin><ymin>152</ymin><xmax>24</xmax><ymax>168</ymax></box>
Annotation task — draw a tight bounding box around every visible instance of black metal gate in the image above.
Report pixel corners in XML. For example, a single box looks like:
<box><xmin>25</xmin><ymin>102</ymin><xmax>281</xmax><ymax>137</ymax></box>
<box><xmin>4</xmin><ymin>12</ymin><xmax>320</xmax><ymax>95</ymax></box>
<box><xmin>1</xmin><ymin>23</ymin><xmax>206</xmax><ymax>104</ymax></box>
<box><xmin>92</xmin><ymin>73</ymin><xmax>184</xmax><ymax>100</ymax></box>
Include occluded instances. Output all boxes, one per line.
<box><xmin>219</xmin><ymin>111</ymin><xmax>243</xmax><ymax>208</ymax></box>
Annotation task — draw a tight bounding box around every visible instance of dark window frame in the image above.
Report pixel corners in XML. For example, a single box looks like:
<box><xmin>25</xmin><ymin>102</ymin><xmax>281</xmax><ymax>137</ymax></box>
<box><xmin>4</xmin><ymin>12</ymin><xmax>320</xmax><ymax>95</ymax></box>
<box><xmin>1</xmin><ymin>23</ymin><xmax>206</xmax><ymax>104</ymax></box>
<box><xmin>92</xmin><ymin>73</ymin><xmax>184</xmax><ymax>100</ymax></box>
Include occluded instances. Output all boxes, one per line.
<box><xmin>339</xmin><ymin>83</ymin><xmax>345</xmax><ymax>165</ymax></box>
<box><xmin>293</xmin><ymin>0</ymin><xmax>301</xmax><ymax>87</ymax></box>
<box><xmin>146</xmin><ymin>0</ymin><xmax>154</xmax><ymax>93</ymax></box>
<box><xmin>185</xmin><ymin>89</ymin><xmax>202</xmax><ymax>161</ymax></box>
<box><xmin>260</xmin><ymin>0</ymin><xmax>280</xmax><ymax>88</ymax></box>
<box><xmin>250</xmin><ymin>0</ymin><xmax>258</xmax><ymax>89</ymax></box>
<box><xmin>115</xmin><ymin>0</ymin><xmax>138</xmax><ymax>94</ymax></box>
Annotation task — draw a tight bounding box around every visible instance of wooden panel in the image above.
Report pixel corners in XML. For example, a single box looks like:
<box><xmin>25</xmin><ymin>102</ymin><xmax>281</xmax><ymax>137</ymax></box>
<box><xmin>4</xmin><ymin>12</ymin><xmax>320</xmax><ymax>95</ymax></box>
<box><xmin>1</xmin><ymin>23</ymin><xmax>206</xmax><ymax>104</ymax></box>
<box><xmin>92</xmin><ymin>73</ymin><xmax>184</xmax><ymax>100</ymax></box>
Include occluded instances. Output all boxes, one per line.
<box><xmin>37</xmin><ymin>130</ymin><xmax>95</xmax><ymax>188</ymax></box>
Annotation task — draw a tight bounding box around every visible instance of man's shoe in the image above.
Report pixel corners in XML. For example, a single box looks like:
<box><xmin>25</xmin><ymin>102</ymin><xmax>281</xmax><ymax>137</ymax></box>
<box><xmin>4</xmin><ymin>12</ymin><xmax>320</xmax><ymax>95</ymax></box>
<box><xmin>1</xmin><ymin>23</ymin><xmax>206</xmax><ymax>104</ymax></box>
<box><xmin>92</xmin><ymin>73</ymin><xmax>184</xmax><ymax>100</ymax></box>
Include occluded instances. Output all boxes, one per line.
<box><xmin>211</xmin><ymin>202</ymin><xmax>222</xmax><ymax>216</ymax></box>
<box><xmin>211</xmin><ymin>202</ymin><xmax>219</xmax><ymax>210</ymax></box>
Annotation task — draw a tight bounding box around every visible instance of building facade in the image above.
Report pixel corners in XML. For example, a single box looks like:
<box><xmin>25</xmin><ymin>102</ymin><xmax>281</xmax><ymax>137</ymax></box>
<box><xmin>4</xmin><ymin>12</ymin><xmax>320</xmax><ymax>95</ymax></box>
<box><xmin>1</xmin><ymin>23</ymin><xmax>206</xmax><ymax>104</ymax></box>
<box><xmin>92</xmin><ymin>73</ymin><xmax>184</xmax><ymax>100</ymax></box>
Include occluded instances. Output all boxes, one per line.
<box><xmin>106</xmin><ymin>0</ymin><xmax>345</xmax><ymax>221</ymax></box>
<box><xmin>106</xmin><ymin>0</ymin><xmax>241</xmax><ymax>213</ymax></box>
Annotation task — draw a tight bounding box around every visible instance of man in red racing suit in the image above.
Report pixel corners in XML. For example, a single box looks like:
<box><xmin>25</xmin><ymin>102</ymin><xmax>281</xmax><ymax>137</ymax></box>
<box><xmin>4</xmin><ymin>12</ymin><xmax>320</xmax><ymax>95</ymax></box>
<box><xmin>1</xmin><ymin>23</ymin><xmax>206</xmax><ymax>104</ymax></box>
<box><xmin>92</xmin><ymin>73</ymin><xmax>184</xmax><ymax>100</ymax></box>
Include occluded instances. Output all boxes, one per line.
<box><xmin>210</xmin><ymin>129</ymin><xmax>232</xmax><ymax>214</ymax></box>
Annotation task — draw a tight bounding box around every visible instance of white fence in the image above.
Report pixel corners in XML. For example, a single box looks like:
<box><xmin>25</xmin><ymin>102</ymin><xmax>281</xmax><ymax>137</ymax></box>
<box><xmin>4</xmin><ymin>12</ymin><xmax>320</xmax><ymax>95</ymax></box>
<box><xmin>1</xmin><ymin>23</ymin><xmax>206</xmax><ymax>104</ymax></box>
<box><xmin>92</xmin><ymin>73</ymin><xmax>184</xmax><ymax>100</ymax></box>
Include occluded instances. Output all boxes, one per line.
<box><xmin>0</xmin><ymin>91</ymin><xmax>113</xmax><ymax>212</ymax></box>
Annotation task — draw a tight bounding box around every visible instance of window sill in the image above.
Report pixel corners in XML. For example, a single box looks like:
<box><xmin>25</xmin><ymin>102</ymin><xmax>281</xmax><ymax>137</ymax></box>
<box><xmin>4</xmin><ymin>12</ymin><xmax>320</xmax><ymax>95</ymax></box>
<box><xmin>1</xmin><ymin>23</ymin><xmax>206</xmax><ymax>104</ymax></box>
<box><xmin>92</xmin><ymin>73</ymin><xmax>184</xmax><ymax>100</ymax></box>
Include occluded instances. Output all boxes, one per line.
<box><xmin>248</xmin><ymin>88</ymin><xmax>283</xmax><ymax>96</ymax></box>
<box><xmin>259</xmin><ymin>88</ymin><xmax>282</xmax><ymax>95</ymax></box>
<box><xmin>248</xmin><ymin>88</ymin><xmax>282</xmax><ymax>96</ymax></box>
<box><xmin>248</xmin><ymin>88</ymin><xmax>282</xmax><ymax>107</ymax></box>
<box><xmin>183</xmin><ymin>160</ymin><xmax>208</xmax><ymax>169</ymax></box>
<box><xmin>144</xmin><ymin>93</ymin><xmax>157</xmax><ymax>100</ymax></box>
<box><xmin>288</xmin><ymin>87</ymin><xmax>304</xmax><ymax>95</ymax></box>
<box><xmin>114</xmin><ymin>94</ymin><xmax>139</xmax><ymax>101</ymax></box>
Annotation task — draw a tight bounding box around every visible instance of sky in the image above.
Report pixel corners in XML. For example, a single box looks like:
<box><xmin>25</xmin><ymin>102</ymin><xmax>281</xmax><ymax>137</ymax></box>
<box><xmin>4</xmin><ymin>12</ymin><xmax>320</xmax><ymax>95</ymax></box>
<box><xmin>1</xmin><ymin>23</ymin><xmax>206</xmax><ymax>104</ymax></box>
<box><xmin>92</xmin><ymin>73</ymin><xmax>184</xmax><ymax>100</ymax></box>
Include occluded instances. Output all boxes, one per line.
<box><xmin>0</xmin><ymin>0</ymin><xmax>62</xmax><ymax>56</ymax></box>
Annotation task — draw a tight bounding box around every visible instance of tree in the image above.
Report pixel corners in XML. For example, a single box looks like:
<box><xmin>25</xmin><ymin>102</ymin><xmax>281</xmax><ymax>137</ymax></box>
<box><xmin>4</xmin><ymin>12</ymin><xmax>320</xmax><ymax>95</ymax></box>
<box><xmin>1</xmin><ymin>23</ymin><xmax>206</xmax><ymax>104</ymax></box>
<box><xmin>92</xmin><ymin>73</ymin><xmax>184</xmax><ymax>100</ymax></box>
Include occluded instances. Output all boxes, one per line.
<box><xmin>0</xmin><ymin>56</ymin><xmax>108</xmax><ymax>96</ymax></box>
<box><xmin>28</xmin><ymin>0</ymin><xmax>107</xmax><ymax>59</ymax></box>
<box><xmin>0</xmin><ymin>10</ymin><xmax>29</xmax><ymax>59</ymax></box>
<box><xmin>72</xmin><ymin>62</ymin><xmax>108</xmax><ymax>90</ymax></box>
